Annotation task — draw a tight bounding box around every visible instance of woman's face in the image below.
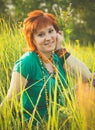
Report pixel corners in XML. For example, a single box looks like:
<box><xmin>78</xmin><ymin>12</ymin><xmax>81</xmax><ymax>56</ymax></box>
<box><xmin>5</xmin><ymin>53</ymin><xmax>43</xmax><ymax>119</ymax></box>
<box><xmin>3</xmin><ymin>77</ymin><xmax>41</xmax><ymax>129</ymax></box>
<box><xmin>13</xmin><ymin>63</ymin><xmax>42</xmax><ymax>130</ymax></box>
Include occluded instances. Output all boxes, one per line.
<box><xmin>33</xmin><ymin>25</ymin><xmax>57</xmax><ymax>55</ymax></box>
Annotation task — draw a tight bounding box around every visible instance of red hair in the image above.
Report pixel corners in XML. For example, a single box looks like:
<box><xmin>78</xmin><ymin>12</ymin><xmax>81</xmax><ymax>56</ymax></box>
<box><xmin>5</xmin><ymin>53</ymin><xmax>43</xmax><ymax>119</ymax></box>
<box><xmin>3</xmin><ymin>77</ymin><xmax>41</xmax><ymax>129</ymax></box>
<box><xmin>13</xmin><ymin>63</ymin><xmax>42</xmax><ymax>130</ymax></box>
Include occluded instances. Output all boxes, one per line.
<box><xmin>23</xmin><ymin>10</ymin><xmax>59</xmax><ymax>51</ymax></box>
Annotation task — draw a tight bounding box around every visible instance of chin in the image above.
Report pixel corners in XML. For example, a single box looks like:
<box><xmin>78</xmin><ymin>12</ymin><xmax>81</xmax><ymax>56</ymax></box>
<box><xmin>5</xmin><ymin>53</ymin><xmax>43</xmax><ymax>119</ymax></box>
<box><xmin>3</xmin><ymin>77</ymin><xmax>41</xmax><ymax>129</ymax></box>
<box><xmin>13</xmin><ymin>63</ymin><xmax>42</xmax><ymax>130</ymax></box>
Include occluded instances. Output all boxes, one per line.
<box><xmin>47</xmin><ymin>49</ymin><xmax>55</xmax><ymax>53</ymax></box>
<box><xmin>49</xmin><ymin>46</ymin><xmax>55</xmax><ymax>51</ymax></box>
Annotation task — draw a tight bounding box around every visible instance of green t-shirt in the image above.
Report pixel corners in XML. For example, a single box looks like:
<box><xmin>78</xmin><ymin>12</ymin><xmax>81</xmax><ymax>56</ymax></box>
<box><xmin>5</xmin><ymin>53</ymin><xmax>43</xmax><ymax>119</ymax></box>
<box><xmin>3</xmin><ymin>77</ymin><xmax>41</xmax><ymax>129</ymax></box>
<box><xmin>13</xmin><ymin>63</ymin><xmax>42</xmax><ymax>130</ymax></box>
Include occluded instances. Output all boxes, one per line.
<box><xmin>13</xmin><ymin>51</ymin><xmax>68</xmax><ymax>124</ymax></box>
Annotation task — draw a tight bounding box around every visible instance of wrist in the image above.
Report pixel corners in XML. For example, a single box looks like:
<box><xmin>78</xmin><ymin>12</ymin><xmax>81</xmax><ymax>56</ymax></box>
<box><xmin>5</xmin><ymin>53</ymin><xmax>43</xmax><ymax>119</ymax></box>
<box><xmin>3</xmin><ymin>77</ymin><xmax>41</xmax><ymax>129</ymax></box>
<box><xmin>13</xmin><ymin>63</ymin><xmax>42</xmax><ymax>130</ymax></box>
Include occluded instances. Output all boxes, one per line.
<box><xmin>55</xmin><ymin>48</ymin><xmax>71</xmax><ymax>59</ymax></box>
<box><xmin>55</xmin><ymin>48</ymin><xmax>67</xmax><ymax>57</ymax></box>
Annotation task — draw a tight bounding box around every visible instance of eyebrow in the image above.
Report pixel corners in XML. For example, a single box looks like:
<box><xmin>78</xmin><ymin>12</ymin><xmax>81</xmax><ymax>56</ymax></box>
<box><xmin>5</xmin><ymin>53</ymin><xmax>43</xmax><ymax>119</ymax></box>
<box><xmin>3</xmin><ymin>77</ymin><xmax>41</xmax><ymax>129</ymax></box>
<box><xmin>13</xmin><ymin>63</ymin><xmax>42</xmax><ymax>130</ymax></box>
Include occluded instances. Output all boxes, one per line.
<box><xmin>36</xmin><ymin>31</ymin><xmax>44</xmax><ymax>34</ymax></box>
<box><xmin>36</xmin><ymin>26</ymin><xmax>54</xmax><ymax>34</ymax></box>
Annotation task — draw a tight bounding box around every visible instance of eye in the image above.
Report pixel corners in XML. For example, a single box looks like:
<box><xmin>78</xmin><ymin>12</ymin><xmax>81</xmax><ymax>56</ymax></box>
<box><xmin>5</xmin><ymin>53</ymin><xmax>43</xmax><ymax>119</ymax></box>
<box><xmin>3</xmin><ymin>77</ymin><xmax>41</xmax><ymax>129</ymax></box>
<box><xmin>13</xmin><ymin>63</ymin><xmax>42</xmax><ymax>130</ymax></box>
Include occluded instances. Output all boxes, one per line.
<box><xmin>37</xmin><ymin>33</ymin><xmax>44</xmax><ymax>37</ymax></box>
<box><xmin>48</xmin><ymin>29</ymin><xmax>54</xmax><ymax>33</ymax></box>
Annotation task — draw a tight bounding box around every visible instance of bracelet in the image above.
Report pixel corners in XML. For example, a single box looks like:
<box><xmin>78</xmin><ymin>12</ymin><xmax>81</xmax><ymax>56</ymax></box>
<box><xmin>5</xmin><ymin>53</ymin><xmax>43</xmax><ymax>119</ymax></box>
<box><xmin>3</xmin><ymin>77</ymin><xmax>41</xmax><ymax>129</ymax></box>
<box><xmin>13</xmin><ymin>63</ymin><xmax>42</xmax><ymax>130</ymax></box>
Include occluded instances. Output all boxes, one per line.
<box><xmin>55</xmin><ymin>48</ymin><xmax>71</xmax><ymax>59</ymax></box>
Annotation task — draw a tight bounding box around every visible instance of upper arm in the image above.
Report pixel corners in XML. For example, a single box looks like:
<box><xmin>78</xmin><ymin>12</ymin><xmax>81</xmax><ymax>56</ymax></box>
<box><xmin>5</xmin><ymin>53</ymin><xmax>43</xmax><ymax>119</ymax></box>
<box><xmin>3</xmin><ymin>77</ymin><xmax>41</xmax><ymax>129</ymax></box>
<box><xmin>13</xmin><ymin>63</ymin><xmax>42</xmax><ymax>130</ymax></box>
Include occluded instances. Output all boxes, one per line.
<box><xmin>6</xmin><ymin>71</ymin><xmax>28</xmax><ymax>99</ymax></box>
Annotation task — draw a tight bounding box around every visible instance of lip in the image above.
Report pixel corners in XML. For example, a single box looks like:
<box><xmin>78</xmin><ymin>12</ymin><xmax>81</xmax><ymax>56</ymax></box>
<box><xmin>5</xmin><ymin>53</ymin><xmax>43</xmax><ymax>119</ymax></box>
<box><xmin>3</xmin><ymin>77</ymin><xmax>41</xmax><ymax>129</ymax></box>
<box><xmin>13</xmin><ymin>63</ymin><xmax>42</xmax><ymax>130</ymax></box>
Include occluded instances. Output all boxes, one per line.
<box><xmin>44</xmin><ymin>41</ymin><xmax>54</xmax><ymax>46</ymax></box>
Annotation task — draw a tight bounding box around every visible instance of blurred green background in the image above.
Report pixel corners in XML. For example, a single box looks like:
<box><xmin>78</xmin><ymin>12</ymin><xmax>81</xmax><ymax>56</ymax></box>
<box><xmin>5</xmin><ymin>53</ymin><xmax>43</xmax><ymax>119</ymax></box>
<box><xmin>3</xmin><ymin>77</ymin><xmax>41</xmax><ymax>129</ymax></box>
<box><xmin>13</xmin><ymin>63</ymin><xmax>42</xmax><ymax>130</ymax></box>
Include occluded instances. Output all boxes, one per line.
<box><xmin>0</xmin><ymin>1</ymin><xmax>95</xmax><ymax>129</ymax></box>
<box><xmin>0</xmin><ymin>0</ymin><xmax>95</xmax><ymax>44</ymax></box>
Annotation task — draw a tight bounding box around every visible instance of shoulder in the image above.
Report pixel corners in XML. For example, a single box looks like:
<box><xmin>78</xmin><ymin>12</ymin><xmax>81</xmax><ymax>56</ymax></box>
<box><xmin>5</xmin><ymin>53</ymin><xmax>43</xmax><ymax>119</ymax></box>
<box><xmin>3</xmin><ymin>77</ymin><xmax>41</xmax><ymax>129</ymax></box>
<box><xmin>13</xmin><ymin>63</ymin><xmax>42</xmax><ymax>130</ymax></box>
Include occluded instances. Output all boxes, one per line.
<box><xmin>14</xmin><ymin>51</ymin><xmax>38</xmax><ymax>65</ymax></box>
<box><xmin>20</xmin><ymin>51</ymin><xmax>37</xmax><ymax>62</ymax></box>
<box><xmin>13</xmin><ymin>51</ymin><xmax>38</xmax><ymax>80</ymax></box>
<box><xmin>14</xmin><ymin>51</ymin><xmax>38</xmax><ymax>68</ymax></box>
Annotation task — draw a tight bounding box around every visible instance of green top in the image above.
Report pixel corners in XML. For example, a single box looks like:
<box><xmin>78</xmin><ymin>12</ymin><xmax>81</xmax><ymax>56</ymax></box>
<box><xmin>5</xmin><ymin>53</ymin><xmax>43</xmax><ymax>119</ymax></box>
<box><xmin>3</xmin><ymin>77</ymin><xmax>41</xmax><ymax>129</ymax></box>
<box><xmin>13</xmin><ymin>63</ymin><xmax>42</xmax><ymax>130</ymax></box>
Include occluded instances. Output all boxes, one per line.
<box><xmin>13</xmin><ymin>51</ymin><xmax>68</xmax><ymax>124</ymax></box>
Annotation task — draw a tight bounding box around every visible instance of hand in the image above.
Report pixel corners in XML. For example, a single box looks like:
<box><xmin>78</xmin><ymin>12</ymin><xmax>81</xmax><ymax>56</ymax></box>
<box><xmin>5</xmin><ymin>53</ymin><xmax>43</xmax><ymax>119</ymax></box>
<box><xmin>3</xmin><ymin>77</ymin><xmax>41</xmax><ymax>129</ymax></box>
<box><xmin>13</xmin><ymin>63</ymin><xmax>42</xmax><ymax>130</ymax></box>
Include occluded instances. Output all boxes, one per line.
<box><xmin>55</xmin><ymin>31</ymin><xmax>64</xmax><ymax>50</ymax></box>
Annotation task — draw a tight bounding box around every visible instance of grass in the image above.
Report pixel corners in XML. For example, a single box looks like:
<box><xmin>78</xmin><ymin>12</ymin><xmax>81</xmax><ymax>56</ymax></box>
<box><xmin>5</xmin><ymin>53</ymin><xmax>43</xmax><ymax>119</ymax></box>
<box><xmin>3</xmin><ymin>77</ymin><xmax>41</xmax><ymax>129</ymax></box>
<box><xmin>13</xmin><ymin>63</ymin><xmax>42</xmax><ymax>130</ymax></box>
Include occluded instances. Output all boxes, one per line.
<box><xmin>0</xmin><ymin>19</ymin><xmax>95</xmax><ymax>130</ymax></box>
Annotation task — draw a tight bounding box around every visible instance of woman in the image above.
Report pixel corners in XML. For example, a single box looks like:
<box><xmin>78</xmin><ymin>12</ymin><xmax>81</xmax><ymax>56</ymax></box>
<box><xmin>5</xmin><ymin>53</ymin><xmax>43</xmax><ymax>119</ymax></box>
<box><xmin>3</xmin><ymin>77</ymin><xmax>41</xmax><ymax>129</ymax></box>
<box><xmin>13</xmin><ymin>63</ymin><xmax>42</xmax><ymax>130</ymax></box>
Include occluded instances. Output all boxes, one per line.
<box><xmin>0</xmin><ymin>10</ymin><xmax>93</xmax><ymax>126</ymax></box>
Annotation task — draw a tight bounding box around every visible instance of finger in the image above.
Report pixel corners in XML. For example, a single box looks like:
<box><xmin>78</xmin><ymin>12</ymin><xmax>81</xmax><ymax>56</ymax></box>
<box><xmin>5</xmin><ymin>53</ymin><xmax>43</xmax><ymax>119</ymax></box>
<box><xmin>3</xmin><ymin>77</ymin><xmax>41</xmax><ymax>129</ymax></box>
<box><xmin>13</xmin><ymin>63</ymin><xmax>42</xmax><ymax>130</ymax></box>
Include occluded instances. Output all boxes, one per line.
<box><xmin>58</xmin><ymin>30</ymin><xmax>63</xmax><ymax>35</ymax></box>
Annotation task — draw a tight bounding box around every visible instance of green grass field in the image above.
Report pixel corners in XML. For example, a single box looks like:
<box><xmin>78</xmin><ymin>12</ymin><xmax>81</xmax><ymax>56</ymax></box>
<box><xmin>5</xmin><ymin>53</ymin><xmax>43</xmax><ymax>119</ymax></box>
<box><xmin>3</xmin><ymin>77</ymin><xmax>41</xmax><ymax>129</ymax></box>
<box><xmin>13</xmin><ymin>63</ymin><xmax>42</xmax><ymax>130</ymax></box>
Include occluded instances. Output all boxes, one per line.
<box><xmin>0</xmin><ymin>19</ymin><xmax>95</xmax><ymax>130</ymax></box>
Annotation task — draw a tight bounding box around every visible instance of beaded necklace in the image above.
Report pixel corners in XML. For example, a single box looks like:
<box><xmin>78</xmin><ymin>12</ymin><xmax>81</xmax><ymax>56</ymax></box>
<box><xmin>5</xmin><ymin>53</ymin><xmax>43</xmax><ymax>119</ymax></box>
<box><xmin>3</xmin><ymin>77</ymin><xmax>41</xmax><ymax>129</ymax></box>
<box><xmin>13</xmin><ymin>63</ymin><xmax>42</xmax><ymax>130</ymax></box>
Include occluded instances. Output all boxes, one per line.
<box><xmin>37</xmin><ymin>52</ymin><xmax>58</xmax><ymax>109</ymax></box>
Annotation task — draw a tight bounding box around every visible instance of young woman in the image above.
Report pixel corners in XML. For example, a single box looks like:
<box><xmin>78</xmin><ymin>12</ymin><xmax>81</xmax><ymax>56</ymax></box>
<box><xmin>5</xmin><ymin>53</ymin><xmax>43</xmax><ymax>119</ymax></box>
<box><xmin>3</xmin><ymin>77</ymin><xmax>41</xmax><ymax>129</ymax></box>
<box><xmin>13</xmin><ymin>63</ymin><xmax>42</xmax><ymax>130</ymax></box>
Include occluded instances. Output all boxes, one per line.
<box><xmin>0</xmin><ymin>10</ymin><xmax>93</xmax><ymax>126</ymax></box>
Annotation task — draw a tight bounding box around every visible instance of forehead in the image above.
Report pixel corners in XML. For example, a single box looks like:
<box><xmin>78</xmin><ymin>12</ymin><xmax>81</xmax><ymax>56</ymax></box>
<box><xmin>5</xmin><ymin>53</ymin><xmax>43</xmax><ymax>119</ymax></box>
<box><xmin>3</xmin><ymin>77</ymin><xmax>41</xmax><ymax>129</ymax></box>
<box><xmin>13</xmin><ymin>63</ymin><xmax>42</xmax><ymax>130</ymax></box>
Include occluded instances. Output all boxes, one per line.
<box><xmin>36</xmin><ymin>25</ymin><xmax>54</xmax><ymax>33</ymax></box>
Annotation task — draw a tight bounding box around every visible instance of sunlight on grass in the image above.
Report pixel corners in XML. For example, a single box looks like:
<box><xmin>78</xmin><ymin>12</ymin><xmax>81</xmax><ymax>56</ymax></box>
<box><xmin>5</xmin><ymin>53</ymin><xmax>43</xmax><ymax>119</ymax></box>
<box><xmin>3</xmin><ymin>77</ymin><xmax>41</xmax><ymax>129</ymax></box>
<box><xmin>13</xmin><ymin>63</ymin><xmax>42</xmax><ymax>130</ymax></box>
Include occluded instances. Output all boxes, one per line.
<box><xmin>0</xmin><ymin>19</ymin><xmax>95</xmax><ymax>130</ymax></box>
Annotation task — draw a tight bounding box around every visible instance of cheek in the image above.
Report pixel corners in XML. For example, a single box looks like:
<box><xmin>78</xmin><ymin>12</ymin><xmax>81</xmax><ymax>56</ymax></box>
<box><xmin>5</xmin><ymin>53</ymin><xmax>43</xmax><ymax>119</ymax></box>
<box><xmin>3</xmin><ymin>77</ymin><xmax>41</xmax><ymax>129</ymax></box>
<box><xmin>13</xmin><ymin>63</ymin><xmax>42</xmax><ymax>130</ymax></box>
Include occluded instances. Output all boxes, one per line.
<box><xmin>38</xmin><ymin>39</ymin><xmax>44</xmax><ymax>45</ymax></box>
<box><xmin>34</xmin><ymin>38</ymin><xmax>44</xmax><ymax>48</ymax></box>
<box><xmin>53</xmin><ymin>32</ymin><xmax>57</xmax><ymax>39</ymax></box>
<box><xmin>34</xmin><ymin>37</ymin><xmax>40</xmax><ymax>44</ymax></box>
<box><xmin>53</xmin><ymin>33</ymin><xmax>57</xmax><ymax>41</ymax></box>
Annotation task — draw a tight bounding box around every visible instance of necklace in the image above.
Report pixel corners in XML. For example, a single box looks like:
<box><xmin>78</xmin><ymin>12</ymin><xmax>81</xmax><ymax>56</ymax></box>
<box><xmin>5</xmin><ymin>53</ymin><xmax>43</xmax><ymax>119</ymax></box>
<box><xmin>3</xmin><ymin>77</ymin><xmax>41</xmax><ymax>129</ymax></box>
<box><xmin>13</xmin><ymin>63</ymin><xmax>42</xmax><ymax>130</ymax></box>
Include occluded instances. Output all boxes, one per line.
<box><xmin>36</xmin><ymin>51</ymin><xmax>64</xmax><ymax>112</ymax></box>
<box><xmin>37</xmin><ymin>52</ymin><xmax>58</xmax><ymax>109</ymax></box>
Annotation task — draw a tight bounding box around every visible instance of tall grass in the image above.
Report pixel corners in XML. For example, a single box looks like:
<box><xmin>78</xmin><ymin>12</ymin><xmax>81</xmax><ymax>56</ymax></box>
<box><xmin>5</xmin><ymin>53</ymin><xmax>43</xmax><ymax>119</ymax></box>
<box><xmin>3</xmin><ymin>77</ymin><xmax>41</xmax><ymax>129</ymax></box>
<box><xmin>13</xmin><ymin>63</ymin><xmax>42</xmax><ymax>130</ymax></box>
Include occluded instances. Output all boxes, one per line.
<box><xmin>0</xmin><ymin>19</ymin><xmax>95</xmax><ymax>130</ymax></box>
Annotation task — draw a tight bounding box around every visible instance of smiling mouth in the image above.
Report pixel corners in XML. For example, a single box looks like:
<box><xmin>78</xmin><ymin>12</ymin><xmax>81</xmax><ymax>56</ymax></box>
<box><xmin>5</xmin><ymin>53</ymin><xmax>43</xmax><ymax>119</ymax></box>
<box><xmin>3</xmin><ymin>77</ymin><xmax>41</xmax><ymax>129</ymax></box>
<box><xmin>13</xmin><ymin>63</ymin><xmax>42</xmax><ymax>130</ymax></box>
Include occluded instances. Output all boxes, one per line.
<box><xmin>44</xmin><ymin>42</ymin><xmax>54</xmax><ymax>46</ymax></box>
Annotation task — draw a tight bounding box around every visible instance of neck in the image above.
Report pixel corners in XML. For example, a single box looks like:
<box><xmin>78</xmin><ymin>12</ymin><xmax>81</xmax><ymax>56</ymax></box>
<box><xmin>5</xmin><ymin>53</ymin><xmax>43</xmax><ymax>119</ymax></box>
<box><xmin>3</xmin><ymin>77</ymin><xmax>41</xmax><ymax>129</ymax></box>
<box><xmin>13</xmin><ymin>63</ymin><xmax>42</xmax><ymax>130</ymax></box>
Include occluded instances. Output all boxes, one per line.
<box><xmin>36</xmin><ymin>50</ymin><xmax>53</xmax><ymax>63</ymax></box>
<box><xmin>42</xmin><ymin>52</ymin><xmax>52</xmax><ymax>59</ymax></box>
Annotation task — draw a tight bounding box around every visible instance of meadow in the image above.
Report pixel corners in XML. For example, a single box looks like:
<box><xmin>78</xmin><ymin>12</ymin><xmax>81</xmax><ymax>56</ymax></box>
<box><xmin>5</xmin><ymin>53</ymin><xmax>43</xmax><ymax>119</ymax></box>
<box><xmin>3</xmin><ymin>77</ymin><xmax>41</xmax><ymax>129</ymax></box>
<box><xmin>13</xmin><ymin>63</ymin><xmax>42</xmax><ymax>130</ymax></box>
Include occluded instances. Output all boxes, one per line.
<box><xmin>0</xmin><ymin>19</ymin><xmax>95</xmax><ymax>130</ymax></box>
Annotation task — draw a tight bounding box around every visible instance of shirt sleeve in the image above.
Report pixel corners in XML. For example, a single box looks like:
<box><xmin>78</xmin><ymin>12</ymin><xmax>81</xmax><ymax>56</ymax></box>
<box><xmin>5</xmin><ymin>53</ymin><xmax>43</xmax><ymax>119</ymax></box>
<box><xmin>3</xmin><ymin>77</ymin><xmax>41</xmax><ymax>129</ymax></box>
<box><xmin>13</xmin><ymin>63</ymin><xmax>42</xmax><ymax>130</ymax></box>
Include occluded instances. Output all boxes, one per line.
<box><xmin>13</xmin><ymin>54</ymin><xmax>33</xmax><ymax>81</ymax></box>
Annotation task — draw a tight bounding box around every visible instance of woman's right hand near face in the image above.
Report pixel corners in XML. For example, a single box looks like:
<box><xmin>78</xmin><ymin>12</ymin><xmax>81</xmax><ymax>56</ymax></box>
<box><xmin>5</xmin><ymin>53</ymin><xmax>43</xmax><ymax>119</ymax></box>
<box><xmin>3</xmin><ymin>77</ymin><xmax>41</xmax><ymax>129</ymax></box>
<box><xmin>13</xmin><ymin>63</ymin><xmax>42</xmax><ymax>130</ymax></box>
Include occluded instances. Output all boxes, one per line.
<box><xmin>55</xmin><ymin>31</ymin><xmax>64</xmax><ymax>50</ymax></box>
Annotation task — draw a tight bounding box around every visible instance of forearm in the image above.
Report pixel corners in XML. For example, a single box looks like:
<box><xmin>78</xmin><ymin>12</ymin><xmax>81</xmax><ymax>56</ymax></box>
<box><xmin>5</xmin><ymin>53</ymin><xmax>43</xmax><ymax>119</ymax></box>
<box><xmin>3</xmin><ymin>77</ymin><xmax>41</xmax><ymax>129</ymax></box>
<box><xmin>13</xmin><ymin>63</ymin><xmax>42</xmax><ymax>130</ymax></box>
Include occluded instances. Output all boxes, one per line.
<box><xmin>66</xmin><ymin>55</ymin><xmax>92</xmax><ymax>81</ymax></box>
<box><xmin>55</xmin><ymin>47</ymin><xmax>92</xmax><ymax>81</ymax></box>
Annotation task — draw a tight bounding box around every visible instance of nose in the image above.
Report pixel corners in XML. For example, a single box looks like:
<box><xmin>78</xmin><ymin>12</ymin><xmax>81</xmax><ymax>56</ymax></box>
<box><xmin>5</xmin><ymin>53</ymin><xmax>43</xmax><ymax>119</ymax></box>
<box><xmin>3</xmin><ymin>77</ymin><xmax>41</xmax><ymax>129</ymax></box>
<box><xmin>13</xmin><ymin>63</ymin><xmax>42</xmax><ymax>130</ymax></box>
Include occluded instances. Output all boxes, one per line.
<box><xmin>45</xmin><ymin>33</ymin><xmax>51</xmax><ymax>40</ymax></box>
